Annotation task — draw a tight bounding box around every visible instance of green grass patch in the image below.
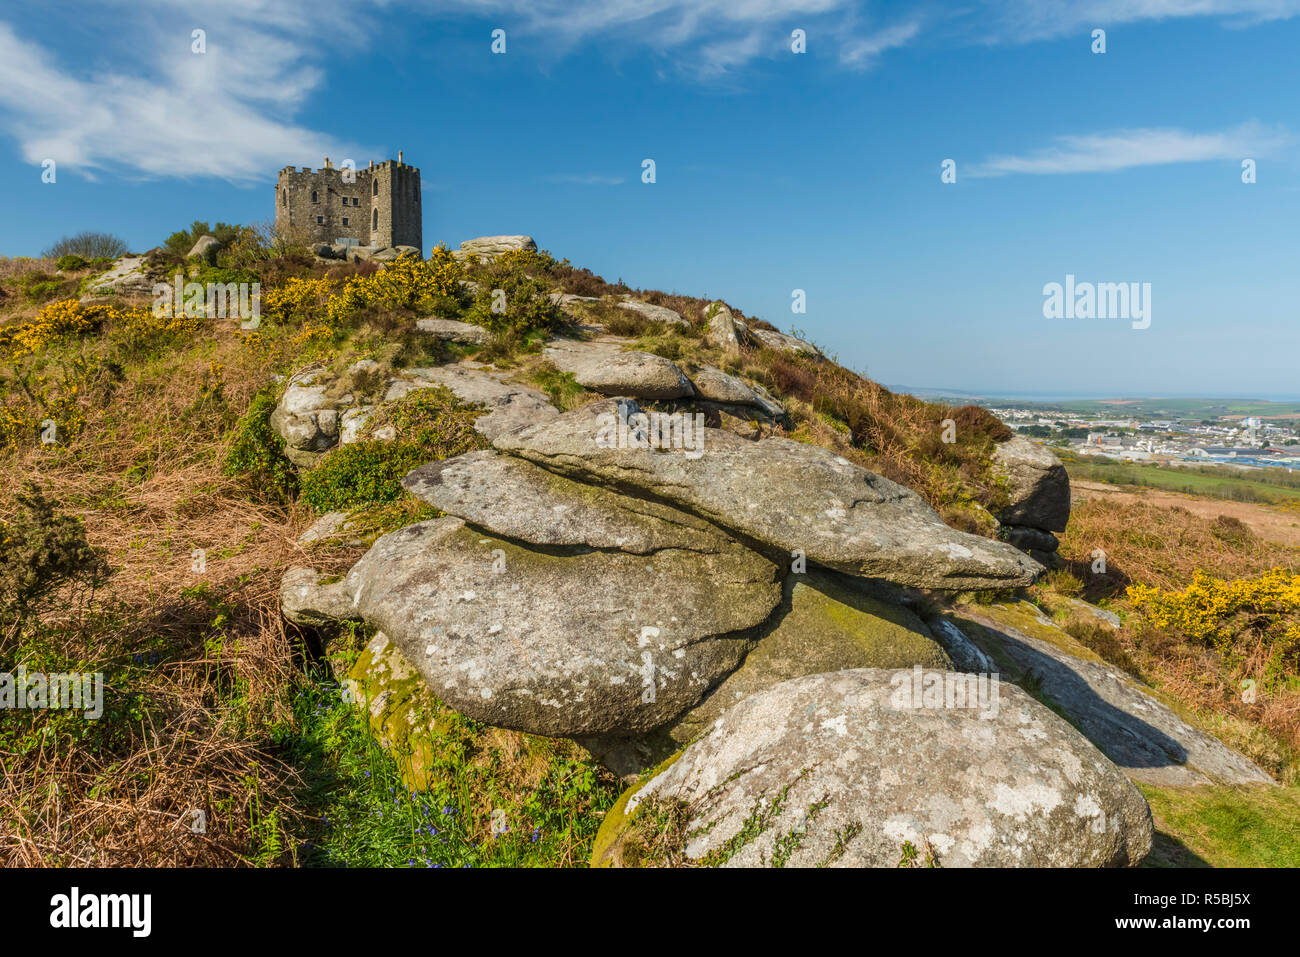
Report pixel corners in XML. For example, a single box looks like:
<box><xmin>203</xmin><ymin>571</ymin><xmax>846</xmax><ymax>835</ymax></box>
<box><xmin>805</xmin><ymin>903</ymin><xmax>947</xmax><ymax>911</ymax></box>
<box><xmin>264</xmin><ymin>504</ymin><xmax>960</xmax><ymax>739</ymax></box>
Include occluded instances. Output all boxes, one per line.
<box><xmin>1139</xmin><ymin>783</ymin><xmax>1300</xmax><ymax>867</ymax></box>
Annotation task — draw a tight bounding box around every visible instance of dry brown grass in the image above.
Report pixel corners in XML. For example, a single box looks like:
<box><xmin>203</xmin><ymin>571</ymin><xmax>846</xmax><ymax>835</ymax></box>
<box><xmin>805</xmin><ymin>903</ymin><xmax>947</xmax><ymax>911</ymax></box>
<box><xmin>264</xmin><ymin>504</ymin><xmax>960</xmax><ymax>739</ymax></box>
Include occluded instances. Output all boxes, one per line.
<box><xmin>1057</xmin><ymin>497</ymin><xmax>1300</xmax><ymax>600</ymax></box>
<box><xmin>0</xmin><ymin>321</ymin><xmax>326</xmax><ymax>867</ymax></box>
<box><xmin>1046</xmin><ymin>495</ymin><xmax>1300</xmax><ymax>781</ymax></box>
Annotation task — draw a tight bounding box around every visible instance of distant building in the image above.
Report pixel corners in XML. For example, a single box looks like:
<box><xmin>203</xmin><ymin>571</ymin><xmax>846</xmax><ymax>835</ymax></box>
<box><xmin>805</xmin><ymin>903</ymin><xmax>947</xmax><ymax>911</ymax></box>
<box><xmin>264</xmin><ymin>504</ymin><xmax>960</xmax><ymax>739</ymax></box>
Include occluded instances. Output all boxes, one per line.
<box><xmin>275</xmin><ymin>154</ymin><xmax>421</xmax><ymax>250</ymax></box>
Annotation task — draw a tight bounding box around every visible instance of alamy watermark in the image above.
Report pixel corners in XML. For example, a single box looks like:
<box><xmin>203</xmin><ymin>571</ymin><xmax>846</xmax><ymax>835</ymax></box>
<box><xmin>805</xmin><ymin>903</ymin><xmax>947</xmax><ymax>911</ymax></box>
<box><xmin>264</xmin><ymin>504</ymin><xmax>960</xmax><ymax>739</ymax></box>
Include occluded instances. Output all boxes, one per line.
<box><xmin>595</xmin><ymin>401</ymin><xmax>705</xmax><ymax>459</ymax></box>
<box><xmin>889</xmin><ymin>666</ymin><xmax>1000</xmax><ymax>716</ymax></box>
<box><xmin>1</xmin><ymin>667</ymin><xmax>103</xmax><ymax>719</ymax></box>
<box><xmin>1043</xmin><ymin>274</ymin><xmax>1150</xmax><ymax>329</ymax></box>
<box><xmin>152</xmin><ymin>275</ymin><xmax>261</xmax><ymax>328</ymax></box>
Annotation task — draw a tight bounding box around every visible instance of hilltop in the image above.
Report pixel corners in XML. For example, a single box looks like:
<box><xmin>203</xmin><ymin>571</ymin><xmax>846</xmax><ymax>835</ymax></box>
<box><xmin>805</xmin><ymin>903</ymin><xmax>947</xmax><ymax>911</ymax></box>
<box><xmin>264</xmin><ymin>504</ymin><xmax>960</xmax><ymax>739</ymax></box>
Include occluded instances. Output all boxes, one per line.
<box><xmin>2</xmin><ymin>230</ymin><xmax>1299</xmax><ymax>867</ymax></box>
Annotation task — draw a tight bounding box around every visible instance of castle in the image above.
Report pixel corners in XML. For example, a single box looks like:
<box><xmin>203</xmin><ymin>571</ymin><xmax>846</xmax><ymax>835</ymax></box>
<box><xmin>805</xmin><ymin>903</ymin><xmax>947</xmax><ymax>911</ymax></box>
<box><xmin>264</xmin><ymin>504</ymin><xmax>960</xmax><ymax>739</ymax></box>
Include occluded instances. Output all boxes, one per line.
<box><xmin>275</xmin><ymin>153</ymin><xmax>421</xmax><ymax>250</ymax></box>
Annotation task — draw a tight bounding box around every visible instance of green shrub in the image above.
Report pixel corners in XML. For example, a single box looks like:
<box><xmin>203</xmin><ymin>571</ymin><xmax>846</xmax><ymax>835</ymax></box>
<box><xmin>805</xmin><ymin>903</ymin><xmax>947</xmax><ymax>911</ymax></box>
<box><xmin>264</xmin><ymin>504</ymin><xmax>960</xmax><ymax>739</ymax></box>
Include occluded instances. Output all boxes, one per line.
<box><xmin>299</xmin><ymin>442</ymin><xmax>430</xmax><ymax>513</ymax></box>
<box><xmin>463</xmin><ymin>249</ymin><xmax>565</xmax><ymax>336</ymax></box>
<box><xmin>299</xmin><ymin>386</ymin><xmax>487</xmax><ymax>513</ymax></box>
<box><xmin>223</xmin><ymin>388</ymin><xmax>298</xmax><ymax>504</ymax></box>
<box><xmin>56</xmin><ymin>255</ymin><xmax>88</xmax><ymax>272</ymax></box>
<box><xmin>0</xmin><ymin>484</ymin><xmax>108</xmax><ymax>623</ymax></box>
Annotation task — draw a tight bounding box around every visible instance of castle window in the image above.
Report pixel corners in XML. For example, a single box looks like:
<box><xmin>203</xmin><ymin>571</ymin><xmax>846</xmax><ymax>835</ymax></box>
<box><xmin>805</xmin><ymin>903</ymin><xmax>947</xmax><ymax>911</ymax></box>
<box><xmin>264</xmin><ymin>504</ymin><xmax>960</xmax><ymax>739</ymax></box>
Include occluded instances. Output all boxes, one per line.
<box><xmin>372</xmin><ymin>208</ymin><xmax>378</xmax><ymax>229</ymax></box>
<box><xmin>342</xmin><ymin>217</ymin><xmax>349</xmax><ymax>226</ymax></box>
<box><xmin>311</xmin><ymin>190</ymin><xmax>318</xmax><ymax>203</ymax></box>
<box><xmin>316</xmin><ymin>216</ymin><xmax>323</xmax><ymax>224</ymax></box>
<box><xmin>372</xmin><ymin>180</ymin><xmax>379</xmax><ymax>196</ymax></box>
<box><xmin>354</xmin><ymin>198</ymin><xmax>360</xmax><ymax>206</ymax></box>
<box><xmin>281</xmin><ymin>189</ymin><xmax>287</xmax><ymax>207</ymax></box>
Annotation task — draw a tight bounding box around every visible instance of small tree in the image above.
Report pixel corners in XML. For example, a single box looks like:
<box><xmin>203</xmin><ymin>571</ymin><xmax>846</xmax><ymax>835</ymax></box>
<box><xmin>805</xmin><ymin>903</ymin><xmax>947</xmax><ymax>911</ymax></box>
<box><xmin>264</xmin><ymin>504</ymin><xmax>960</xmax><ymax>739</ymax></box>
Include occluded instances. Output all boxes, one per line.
<box><xmin>164</xmin><ymin>221</ymin><xmax>241</xmax><ymax>258</ymax></box>
<box><xmin>41</xmin><ymin>232</ymin><xmax>129</xmax><ymax>260</ymax></box>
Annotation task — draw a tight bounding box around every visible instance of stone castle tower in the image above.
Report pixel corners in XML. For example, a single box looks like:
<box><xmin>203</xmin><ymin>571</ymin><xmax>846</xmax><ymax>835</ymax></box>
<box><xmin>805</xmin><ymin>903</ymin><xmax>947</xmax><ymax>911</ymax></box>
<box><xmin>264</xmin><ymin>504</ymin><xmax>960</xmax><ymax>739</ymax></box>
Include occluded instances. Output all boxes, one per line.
<box><xmin>275</xmin><ymin>153</ymin><xmax>421</xmax><ymax>250</ymax></box>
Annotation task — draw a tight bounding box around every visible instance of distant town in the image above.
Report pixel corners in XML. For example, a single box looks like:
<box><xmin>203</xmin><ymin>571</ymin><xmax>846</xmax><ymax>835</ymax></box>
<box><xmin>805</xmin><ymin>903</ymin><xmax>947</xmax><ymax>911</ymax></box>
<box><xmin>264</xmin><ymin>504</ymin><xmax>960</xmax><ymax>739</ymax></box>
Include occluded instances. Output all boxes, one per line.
<box><xmin>983</xmin><ymin>402</ymin><xmax>1300</xmax><ymax>471</ymax></box>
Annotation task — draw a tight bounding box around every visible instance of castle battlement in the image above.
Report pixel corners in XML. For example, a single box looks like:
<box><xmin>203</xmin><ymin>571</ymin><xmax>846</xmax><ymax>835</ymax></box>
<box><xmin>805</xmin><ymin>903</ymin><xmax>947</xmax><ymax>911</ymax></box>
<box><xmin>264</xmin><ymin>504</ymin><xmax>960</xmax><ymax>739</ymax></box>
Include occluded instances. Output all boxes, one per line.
<box><xmin>275</xmin><ymin>154</ymin><xmax>421</xmax><ymax>250</ymax></box>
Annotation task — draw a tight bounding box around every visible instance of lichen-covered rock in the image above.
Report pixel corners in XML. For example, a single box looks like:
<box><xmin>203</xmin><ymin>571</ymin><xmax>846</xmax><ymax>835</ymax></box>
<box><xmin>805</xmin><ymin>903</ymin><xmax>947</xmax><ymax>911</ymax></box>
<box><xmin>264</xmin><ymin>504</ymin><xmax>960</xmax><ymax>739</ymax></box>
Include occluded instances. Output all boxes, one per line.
<box><xmin>751</xmin><ymin>327</ymin><xmax>823</xmax><ymax>359</ymax></box>
<box><xmin>593</xmin><ymin>669</ymin><xmax>1154</xmax><ymax>867</ymax></box>
<box><xmin>544</xmin><ymin>340</ymin><xmax>694</xmax><ymax>401</ymax></box>
<box><xmin>992</xmin><ymin>437</ymin><xmax>1071</xmax><ymax>533</ymax></box>
<box><xmin>617</xmin><ymin>299</ymin><xmax>688</xmax><ymax>327</ymax></box>
<box><xmin>384</xmin><ymin>365</ymin><xmax>557</xmax><ymax>440</ymax></box>
<box><xmin>268</xmin><ymin>365</ymin><xmax>345</xmax><ymax>468</ymax></box>
<box><xmin>704</xmin><ymin>303</ymin><xmax>751</xmax><ymax>353</ymax></box>
<box><xmin>403</xmin><ymin>449</ymin><xmax>731</xmax><ymax>554</ymax></box>
<box><xmin>691</xmin><ymin>367</ymin><xmax>784</xmax><ymax>417</ymax></box>
<box><xmin>415</xmin><ymin>317</ymin><xmax>491</xmax><ymax>345</ymax></box>
<box><xmin>186</xmin><ymin>235</ymin><xmax>221</xmax><ymax>260</ymax></box>
<box><xmin>956</xmin><ymin>603</ymin><xmax>1274</xmax><ymax>787</ymax></box>
<box><xmin>453</xmin><ymin>235</ymin><xmax>537</xmax><ymax>261</ymax></box>
<box><xmin>82</xmin><ymin>255</ymin><xmax>152</xmax><ymax>299</ymax></box>
<box><xmin>494</xmin><ymin>399</ymin><xmax>1042</xmax><ymax>591</ymax></box>
<box><xmin>279</xmin><ymin>516</ymin><xmax>781</xmax><ymax>736</ymax></box>
<box><xmin>668</xmin><ymin>571</ymin><xmax>951</xmax><ymax>744</ymax></box>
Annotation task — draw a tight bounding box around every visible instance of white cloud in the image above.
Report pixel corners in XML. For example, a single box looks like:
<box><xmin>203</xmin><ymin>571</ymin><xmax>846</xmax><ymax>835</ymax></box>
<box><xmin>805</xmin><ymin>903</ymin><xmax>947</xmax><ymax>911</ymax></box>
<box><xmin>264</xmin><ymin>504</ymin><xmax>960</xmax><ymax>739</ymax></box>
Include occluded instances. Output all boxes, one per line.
<box><xmin>967</xmin><ymin>123</ymin><xmax>1292</xmax><ymax>177</ymax></box>
<box><xmin>841</xmin><ymin>19</ymin><xmax>922</xmax><ymax>68</ymax></box>
<box><xmin>975</xmin><ymin>0</ymin><xmax>1300</xmax><ymax>42</ymax></box>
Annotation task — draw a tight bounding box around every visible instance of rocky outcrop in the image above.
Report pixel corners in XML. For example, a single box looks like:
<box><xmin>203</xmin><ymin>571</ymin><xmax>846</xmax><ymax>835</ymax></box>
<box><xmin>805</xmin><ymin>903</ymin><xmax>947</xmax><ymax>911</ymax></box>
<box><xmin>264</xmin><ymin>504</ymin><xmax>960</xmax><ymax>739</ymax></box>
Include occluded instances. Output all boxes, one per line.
<box><xmin>269</xmin><ymin>362</ymin><xmax>558</xmax><ymax>466</ymax></box>
<box><xmin>617</xmin><ymin>299</ymin><xmax>688</xmax><ymax>327</ymax></box>
<box><xmin>691</xmin><ymin>367</ymin><xmax>785</xmax><ymax>418</ymax></box>
<box><xmin>186</xmin><ymin>235</ymin><xmax>221</xmax><ymax>260</ymax></box>
<box><xmin>370</xmin><ymin>245</ymin><xmax>422</xmax><ymax>262</ymax></box>
<box><xmin>992</xmin><ymin>436</ymin><xmax>1070</xmax><ymax>533</ymax></box>
<box><xmin>955</xmin><ymin>602</ymin><xmax>1274</xmax><ymax>787</ymax></box>
<box><xmin>543</xmin><ymin>340</ymin><xmax>695</xmax><ymax>400</ymax></box>
<box><xmin>388</xmin><ymin>365</ymin><xmax>558</xmax><ymax>441</ymax></box>
<box><xmin>665</xmin><ymin>571</ymin><xmax>951</xmax><ymax>746</ymax></box>
<box><xmin>494</xmin><ymin>399</ymin><xmax>1042</xmax><ymax>590</ymax></box>
<box><xmin>268</xmin><ymin>366</ymin><xmax>343</xmax><ymax>467</ymax></box>
<box><xmin>82</xmin><ymin>256</ymin><xmax>153</xmax><ymax>299</ymax></box>
<box><xmin>592</xmin><ymin>669</ymin><xmax>1154</xmax><ymax>867</ymax></box>
<box><xmin>752</xmin><ymin>327</ymin><xmax>823</xmax><ymax>359</ymax></box>
<box><xmin>280</xmin><ymin>516</ymin><xmax>780</xmax><ymax>736</ymax></box>
<box><xmin>704</xmin><ymin>303</ymin><xmax>751</xmax><ymax>353</ymax></box>
<box><xmin>453</xmin><ymin>235</ymin><xmax>537</xmax><ymax>261</ymax></box>
<box><xmin>414</xmin><ymin>317</ymin><xmax>492</xmax><ymax>345</ymax></box>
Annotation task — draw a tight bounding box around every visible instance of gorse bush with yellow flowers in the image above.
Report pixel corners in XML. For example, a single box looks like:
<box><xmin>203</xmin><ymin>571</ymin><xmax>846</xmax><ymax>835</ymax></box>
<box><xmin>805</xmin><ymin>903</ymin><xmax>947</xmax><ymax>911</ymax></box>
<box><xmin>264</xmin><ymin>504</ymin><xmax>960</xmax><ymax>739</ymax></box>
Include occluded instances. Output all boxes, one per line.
<box><xmin>325</xmin><ymin>246</ymin><xmax>467</xmax><ymax>330</ymax></box>
<box><xmin>0</xmin><ymin>299</ymin><xmax>103</xmax><ymax>359</ymax></box>
<box><xmin>1129</xmin><ymin>568</ymin><xmax>1300</xmax><ymax>691</ymax></box>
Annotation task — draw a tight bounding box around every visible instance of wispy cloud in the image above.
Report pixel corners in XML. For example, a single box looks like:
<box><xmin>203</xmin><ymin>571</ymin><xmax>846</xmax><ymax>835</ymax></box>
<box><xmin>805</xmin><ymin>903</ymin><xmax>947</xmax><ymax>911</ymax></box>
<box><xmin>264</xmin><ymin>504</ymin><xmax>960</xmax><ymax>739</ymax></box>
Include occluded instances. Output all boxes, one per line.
<box><xmin>841</xmin><ymin>18</ymin><xmax>922</xmax><ymax>68</ymax></box>
<box><xmin>974</xmin><ymin>0</ymin><xmax>1300</xmax><ymax>43</ymax></box>
<box><xmin>967</xmin><ymin>123</ymin><xmax>1292</xmax><ymax>177</ymax></box>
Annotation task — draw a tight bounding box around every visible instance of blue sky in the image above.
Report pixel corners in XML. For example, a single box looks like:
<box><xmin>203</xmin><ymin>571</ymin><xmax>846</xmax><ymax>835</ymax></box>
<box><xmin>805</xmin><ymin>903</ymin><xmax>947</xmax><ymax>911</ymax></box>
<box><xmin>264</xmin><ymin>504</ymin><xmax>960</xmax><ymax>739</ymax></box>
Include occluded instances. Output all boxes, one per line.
<box><xmin>3</xmin><ymin>1</ymin><xmax>1298</xmax><ymax>397</ymax></box>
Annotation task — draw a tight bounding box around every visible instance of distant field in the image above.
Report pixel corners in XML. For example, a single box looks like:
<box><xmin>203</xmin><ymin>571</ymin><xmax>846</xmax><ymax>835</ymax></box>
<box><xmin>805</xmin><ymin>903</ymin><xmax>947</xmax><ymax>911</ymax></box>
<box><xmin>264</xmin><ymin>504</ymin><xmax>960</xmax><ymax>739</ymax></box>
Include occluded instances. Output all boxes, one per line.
<box><xmin>1061</xmin><ymin>454</ymin><xmax>1300</xmax><ymax>506</ymax></box>
<box><xmin>971</xmin><ymin>396</ymin><xmax>1300</xmax><ymax>420</ymax></box>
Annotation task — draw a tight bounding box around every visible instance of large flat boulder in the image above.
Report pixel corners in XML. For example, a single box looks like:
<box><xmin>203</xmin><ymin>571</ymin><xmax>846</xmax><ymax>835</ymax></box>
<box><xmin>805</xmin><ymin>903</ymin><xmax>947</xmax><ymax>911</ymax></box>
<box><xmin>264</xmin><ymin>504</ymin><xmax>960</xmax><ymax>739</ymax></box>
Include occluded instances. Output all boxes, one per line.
<box><xmin>618</xmin><ymin>299</ymin><xmax>688</xmax><ymax>327</ymax></box>
<box><xmin>280</xmin><ymin>517</ymin><xmax>781</xmax><ymax>736</ymax></box>
<box><xmin>752</xmin><ymin>327</ymin><xmax>823</xmax><ymax>359</ymax></box>
<box><xmin>493</xmin><ymin>400</ymin><xmax>1042</xmax><ymax>590</ymax></box>
<box><xmin>592</xmin><ymin>669</ymin><xmax>1154</xmax><ymax>867</ymax></box>
<box><xmin>544</xmin><ymin>340</ymin><xmax>695</xmax><ymax>401</ymax></box>
<box><xmin>414</xmin><ymin>317</ymin><xmax>491</xmax><ymax>345</ymax></box>
<box><xmin>992</xmin><ymin>437</ymin><xmax>1071</xmax><ymax>532</ymax></box>
<box><xmin>403</xmin><ymin>449</ymin><xmax>728</xmax><ymax>554</ymax></box>
<box><xmin>453</xmin><ymin>235</ymin><xmax>537</xmax><ymax>261</ymax></box>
